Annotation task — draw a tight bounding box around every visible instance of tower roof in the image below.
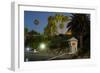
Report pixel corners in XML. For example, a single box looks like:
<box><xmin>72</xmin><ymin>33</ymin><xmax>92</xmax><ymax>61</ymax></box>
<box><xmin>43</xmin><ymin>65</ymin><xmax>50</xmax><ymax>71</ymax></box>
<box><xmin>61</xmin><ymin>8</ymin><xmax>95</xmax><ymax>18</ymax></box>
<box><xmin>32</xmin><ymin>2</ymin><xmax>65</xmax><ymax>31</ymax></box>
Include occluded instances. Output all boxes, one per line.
<box><xmin>67</xmin><ymin>37</ymin><xmax>78</xmax><ymax>41</ymax></box>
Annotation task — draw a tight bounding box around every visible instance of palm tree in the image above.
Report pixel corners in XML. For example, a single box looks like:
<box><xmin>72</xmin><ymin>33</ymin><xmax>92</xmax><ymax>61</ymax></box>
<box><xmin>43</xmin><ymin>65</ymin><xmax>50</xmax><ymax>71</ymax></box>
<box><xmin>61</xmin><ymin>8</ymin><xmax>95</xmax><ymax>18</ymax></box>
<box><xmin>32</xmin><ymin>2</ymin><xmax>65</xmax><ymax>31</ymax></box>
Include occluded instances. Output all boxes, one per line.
<box><xmin>55</xmin><ymin>14</ymin><xmax>70</xmax><ymax>35</ymax></box>
<box><xmin>44</xmin><ymin>14</ymin><xmax>70</xmax><ymax>55</ymax></box>
<box><xmin>44</xmin><ymin>14</ymin><xmax>70</xmax><ymax>36</ymax></box>
<box><xmin>55</xmin><ymin>14</ymin><xmax>70</xmax><ymax>29</ymax></box>
<box><xmin>48</xmin><ymin>16</ymin><xmax>57</xmax><ymax>36</ymax></box>
<box><xmin>67</xmin><ymin>14</ymin><xmax>90</xmax><ymax>49</ymax></box>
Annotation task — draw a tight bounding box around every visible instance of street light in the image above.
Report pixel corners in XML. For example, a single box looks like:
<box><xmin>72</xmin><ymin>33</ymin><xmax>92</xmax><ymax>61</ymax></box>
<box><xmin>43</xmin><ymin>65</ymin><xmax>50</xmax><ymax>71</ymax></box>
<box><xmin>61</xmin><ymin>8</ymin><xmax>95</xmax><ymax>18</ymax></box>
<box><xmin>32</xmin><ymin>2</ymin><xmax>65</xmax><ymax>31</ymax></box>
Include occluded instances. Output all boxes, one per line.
<box><xmin>26</xmin><ymin>47</ymin><xmax>30</xmax><ymax>51</ymax></box>
<box><xmin>39</xmin><ymin>43</ymin><xmax>46</xmax><ymax>50</ymax></box>
<box><xmin>66</xmin><ymin>31</ymin><xmax>72</xmax><ymax>36</ymax></box>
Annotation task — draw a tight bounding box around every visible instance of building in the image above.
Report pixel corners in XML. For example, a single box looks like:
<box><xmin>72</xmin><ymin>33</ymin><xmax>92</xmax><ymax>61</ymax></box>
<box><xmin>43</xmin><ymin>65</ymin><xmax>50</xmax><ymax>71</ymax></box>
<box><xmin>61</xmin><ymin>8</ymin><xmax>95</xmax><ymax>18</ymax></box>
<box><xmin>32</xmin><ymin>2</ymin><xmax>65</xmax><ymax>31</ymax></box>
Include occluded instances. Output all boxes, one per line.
<box><xmin>67</xmin><ymin>37</ymin><xmax>78</xmax><ymax>54</ymax></box>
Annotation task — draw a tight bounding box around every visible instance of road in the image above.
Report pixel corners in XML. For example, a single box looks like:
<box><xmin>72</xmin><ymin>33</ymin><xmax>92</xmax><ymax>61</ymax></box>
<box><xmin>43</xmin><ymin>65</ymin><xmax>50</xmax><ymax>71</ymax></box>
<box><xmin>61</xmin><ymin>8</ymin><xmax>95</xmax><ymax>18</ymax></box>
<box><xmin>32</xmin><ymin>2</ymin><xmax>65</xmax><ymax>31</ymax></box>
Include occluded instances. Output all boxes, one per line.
<box><xmin>24</xmin><ymin>51</ymin><xmax>76</xmax><ymax>61</ymax></box>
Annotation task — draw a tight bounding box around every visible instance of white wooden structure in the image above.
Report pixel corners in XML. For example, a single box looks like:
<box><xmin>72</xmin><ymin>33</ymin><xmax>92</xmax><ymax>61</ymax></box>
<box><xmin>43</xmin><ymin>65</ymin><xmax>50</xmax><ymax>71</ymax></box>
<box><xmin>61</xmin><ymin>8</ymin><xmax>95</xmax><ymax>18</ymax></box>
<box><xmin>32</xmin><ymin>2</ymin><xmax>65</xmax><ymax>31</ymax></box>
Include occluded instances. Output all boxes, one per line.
<box><xmin>68</xmin><ymin>37</ymin><xmax>78</xmax><ymax>54</ymax></box>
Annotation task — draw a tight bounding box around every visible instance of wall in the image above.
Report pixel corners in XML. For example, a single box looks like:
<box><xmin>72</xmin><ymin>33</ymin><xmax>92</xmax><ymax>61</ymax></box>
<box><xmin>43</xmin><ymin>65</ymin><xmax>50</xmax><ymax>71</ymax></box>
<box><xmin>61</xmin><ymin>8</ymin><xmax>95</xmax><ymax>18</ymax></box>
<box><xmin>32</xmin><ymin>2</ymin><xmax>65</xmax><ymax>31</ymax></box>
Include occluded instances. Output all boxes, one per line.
<box><xmin>0</xmin><ymin>0</ymin><xmax>100</xmax><ymax>73</ymax></box>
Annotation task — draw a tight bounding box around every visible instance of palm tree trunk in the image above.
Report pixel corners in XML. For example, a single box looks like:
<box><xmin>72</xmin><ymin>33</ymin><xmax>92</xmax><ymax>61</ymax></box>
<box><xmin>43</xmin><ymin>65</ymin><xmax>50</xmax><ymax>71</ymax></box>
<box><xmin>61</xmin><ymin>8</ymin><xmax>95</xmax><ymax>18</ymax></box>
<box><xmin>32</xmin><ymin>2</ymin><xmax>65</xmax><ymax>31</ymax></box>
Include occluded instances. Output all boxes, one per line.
<box><xmin>80</xmin><ymin>35</ymin><xmax>83</xmax><ymax>49</ymax></box>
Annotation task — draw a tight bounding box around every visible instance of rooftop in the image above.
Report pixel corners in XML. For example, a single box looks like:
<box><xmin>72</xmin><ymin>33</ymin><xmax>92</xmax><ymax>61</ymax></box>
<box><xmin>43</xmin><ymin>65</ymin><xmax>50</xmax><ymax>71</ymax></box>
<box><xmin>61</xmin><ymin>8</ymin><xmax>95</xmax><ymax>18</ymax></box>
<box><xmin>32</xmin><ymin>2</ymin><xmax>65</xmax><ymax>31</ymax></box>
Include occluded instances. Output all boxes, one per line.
<box><xmin>67</xmin><ymin>37</ymin><xmax>78</xmax><ymax>41</ymax></box>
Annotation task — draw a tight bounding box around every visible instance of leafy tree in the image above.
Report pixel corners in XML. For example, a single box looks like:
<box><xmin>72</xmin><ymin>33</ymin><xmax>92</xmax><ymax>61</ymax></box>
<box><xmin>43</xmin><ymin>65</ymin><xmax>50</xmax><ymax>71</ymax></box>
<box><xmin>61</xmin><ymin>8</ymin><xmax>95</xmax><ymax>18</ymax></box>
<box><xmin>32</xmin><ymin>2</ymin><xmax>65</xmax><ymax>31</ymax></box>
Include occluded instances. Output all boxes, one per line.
<box><xmin>24</xmin><ymin>27</ymin><xmax>29</xmax><ymax>48</ymax></box>
<box><xmin>25</xmin><ymin>29</ymin><xmax>41</xmax><ymax>50</ymax></box>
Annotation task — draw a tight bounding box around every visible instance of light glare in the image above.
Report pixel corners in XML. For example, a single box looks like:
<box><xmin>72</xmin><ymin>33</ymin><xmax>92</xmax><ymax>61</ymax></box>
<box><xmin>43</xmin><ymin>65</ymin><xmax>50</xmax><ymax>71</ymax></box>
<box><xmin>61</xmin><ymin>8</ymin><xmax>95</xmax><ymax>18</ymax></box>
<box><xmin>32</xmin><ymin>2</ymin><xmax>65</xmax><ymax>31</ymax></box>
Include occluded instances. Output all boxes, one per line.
<box><xmin>40</xmin><ymin>43</ymin><xmax>46</xmax><ymax>50</ymax></box>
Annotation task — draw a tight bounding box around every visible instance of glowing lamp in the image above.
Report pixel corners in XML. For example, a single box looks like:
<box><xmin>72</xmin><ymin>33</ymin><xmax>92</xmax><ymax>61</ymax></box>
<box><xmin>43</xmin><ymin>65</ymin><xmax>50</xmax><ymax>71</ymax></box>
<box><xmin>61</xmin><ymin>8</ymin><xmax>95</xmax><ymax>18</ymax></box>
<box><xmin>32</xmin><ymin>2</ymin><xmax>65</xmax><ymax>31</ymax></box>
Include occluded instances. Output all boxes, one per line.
<box><xmin>39</xmin><ymin>43</ymin><xmax>46</xmax><ymax>50</ymax></box>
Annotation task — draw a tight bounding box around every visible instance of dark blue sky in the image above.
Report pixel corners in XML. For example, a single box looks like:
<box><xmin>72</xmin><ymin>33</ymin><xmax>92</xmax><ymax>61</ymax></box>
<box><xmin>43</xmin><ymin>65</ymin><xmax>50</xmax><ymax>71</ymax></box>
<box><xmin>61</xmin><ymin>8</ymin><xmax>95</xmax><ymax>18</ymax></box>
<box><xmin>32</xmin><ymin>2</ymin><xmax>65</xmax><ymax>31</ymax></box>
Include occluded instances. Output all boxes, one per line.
<box><xmin>24</xmin><ymin>11</ymin><xmax>72</xmax><ymax>34</ymax></box>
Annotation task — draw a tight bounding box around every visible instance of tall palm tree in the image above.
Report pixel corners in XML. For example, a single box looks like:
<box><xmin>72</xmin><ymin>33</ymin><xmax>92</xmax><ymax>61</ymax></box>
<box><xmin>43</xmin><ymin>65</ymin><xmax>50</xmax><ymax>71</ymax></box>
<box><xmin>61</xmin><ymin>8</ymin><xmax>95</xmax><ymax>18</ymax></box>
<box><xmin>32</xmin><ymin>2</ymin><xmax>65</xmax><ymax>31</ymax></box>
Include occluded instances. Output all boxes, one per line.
<box><xmin>67</xmin><ymin>14</ymin><xmax>90</xmax><ymax>49</ymax></box>
<box><xmin>44</xmin><ymin>14</ymin><xmax>70</xmax><ymax>36</ymax></box>
<box><xmin>48</xmin><ymin>16</ymin><xmax>57</xmax><ymax>36</ymax></box>
<box><xmin>55</xmin><ymin>14</ymin><xmax>70</xmax><ymax>29</ymax></box>
<box><xmin>44</xmin><ymin>14</ymin><xmax>70</xmax><ymax>55</ymax></box>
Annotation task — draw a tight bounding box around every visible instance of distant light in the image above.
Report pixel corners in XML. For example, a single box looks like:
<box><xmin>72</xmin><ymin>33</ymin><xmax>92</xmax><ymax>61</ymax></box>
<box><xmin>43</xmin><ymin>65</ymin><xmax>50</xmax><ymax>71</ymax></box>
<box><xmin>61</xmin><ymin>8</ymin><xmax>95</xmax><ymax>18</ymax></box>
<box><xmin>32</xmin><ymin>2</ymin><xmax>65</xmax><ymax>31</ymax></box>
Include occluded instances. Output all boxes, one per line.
<box><xmin>26</xmin><ymin>58</ymin><xmax>28</xmax><ymax>62</ymax></box>
<box><xmin>33</xmin><ymin>49</ymin><xmax>38</xmax><ymax>53</ymax></box>
<box><xmin>66</xmin><ymin>31</ymin><xmax>72</xmax><ymax>35</ymax></box>
<box><xmin>26</xmin><ymin>47</ymin><xmax>30</xmax><ymax>51</ymax></box>
<box><xmin>39</xmin><ymin>43</ymin><xmax>46</xmax><ymax>50</ymax></box>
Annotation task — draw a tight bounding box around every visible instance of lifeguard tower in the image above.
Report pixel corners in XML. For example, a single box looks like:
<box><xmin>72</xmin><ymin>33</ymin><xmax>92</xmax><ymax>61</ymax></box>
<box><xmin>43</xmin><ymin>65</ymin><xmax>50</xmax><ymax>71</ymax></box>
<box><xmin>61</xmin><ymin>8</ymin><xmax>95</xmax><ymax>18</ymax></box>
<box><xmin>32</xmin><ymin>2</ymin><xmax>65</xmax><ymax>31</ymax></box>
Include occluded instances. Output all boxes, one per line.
<box><xmin>67</xmin><ymin>37</ymin><xmax>78</xmax><ymax>54</ymax></box>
